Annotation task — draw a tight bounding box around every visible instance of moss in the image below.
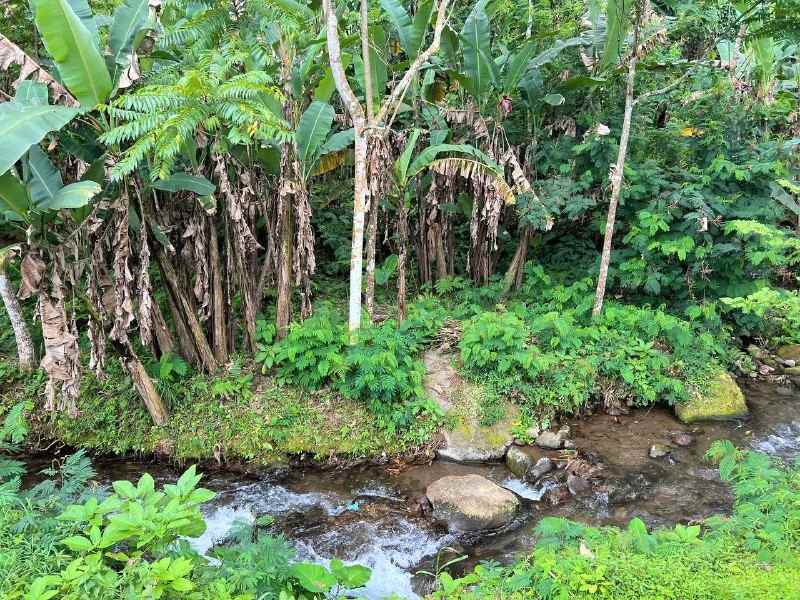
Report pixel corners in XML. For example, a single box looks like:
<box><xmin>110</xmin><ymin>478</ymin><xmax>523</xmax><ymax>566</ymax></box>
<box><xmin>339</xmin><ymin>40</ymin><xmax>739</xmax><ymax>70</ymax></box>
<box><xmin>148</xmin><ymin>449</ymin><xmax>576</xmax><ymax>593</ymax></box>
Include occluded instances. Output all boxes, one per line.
<box><xmin>676</xmin><ymin>371</ymin><xmax>748</xmax><ymax>424</ymax></box>
<box><xmin>0</xmin><ymin>362</ymin><xmax>437</xmax><ymax>464</ymax></box>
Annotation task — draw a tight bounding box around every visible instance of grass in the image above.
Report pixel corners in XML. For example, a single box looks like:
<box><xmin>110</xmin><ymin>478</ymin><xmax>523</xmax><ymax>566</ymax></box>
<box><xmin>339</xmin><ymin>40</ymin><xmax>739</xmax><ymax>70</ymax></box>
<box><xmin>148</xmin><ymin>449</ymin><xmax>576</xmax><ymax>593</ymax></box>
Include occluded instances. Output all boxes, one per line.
<box><xmin>0</xmin><ymin>359</ymin><xmax>439</xmax><ymax>465</ymax></box>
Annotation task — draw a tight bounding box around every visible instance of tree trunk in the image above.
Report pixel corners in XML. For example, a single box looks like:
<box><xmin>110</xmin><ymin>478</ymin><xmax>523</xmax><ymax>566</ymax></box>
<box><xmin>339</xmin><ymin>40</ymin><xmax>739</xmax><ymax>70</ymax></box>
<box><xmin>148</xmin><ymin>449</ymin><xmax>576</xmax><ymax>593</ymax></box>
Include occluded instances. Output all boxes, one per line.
<box><xmin>208</xmin><ymin>215</ymin><xmax>228</xmax><ymax>363</ymax></box>
<box><xmin>592</xmin><ymin>8</ymin><xmax>641</xmax><ymax>317</ymax></box>
<box><xmin>276</xmin><ymin>186</ymin><xmax>293</xmax><ymax>339</ymax></box>
<box><xmin>120</xmin><ymin>346</ymin><xmax>168</xmax><ymax>426</ymax></box>
<box><xmin>348</xmin><ymin>130</ymin><xmax>369</xmax><ymax>333</ymax></box>
<box><xmin>501</xmin><ymin>228</ymin><xmax>530</xmax><ymax>296</ymax></box>
<box><xmin>365</xmin><ymin>197</ymin><xmax>379</xmax><ymax>321</ymax></box>
<box><xmin>150</xmin><ymin>300</ymin><xmax>175</xmax><ymax>357</ymax></box>
<box><xmin>0</xmin><ymin>261</ymin><xmax>35</xmax><ymax>372</ymax></box>
<box><xmin>157</xmin><ymin>250</ymin><xmax>217</xmax><ymax>372</ymax></box>
<box><xmin>397</xmin><ymin>202</ymin><xmax>409</xmax><ymax>322</ymax></box>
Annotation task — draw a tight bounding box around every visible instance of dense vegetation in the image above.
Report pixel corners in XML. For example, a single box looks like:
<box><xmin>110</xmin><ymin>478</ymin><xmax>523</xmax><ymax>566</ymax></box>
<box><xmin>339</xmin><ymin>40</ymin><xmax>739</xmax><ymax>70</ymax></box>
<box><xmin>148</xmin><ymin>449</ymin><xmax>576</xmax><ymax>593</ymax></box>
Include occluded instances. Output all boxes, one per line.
<box><xmin>1</xmin><ymin>0</ymin><xmax>800</xmax><ymax>596</ymax></box>
<box><xmin>435</xmin><ymin>440</ymin><xmax>800</xmax><ymax>599</ymax></box>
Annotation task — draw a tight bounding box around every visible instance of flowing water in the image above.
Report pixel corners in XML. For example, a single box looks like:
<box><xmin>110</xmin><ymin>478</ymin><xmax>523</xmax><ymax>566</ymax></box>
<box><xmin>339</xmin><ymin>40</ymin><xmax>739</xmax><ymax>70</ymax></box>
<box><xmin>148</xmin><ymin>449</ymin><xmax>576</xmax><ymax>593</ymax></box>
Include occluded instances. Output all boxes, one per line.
<box><xmin>26</xmin><ymin>381</ymin><xmax>800</xmax><ymax>598</ymax></box>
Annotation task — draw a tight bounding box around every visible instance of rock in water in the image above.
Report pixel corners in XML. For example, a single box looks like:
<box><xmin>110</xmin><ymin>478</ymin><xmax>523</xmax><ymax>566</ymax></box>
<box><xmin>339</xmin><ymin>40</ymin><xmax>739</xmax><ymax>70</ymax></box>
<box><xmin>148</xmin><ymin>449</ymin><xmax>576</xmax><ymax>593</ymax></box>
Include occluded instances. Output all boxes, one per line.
<box><xmin>536</xmin><ymin>430</ymin><xmax>564</xmax><ymax>449</ymax></box>
<box><xmin>567</xmin><ymin>474</ymin><xmax>591</xmax><ymax>495</ymax></box>
<box><xmin>426</xmin><ymin>475</ymin><xmax>519</xmax><ymax>532</ymax></box>
<box><xmin>649</xmin><ymin>443</ymin><xmax>671</xmax><ymax>459</ymax></box>
<box><xmin>675</xmin><ymin>372</ymin><xmax>748</xmax><ymax>424</ymax></box>
<box><xmin>776</xmin><ymin>344</ymin><xmax>800</xmax><ymax>363</ymax></box>
<box><xmin>672</xmin><ymin>432</ymin><xmax>694</xmax><ymax>447</ymax></box>
<box><xmin>525</xmin><ymin>457</ymin><xmax>554</xmax><ymax>482</ymax></box>
<box><xmin>506</xmin><ymin>446</ymin><xmax>534</xmax><ymax>479</ymax></box>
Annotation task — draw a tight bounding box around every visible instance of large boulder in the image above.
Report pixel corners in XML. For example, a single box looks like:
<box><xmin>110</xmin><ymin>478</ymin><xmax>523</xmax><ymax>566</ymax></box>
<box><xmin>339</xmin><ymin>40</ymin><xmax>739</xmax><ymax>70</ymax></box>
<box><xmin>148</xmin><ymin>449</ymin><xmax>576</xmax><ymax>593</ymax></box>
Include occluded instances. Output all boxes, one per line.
<box><xmin>425</xmin><ymin>350</ymin><xmax>517</xmax><ymax>463</ymax></box>
<box><xmin>776</xmin><ymin>344</ymin><xmax>800</xmax><ymax>363</ymax></box>
<box><xmin>675</xmin><ymin>372</ymin><xmax>748</xmax><ymax>424</ymax></box>
<box><xmin>426</xmin><ymin>474</ymin><xmax>519</xmax><ymax>532</ymax></box>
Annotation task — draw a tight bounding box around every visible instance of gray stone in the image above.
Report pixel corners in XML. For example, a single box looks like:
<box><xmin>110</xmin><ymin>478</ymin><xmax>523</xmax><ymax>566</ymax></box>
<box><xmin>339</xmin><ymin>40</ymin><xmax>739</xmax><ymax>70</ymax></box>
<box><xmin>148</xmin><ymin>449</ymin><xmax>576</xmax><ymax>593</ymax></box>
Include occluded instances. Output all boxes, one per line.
<box><xmin>525</xmin><ymin>457</ymin><xmax>554</xmax><ymax>482</ymax></box>
<box><xmin>672</xmin><ymin>433</ymin><xmax>694</xmax><ymax>447</ymax></box>
<box><xmin>505</xmin><ymin>446</ymin><xmax>534</xmax><ymax>479</ymax></box>
<box><xmin>567</xmin><ymin>474</ymin><xmax>591</xmax><ymax>495</ymax></box>
<box><xmin>427</xmin><ymin>475</ymin><xmax>519</xmax><ymax>532</ymax></box>
<box><xmin>562</xmin><ymin>439</ymin><xmax>577</xmax><ymax>449</ymax></box>
<box><xmin>649</xmin><ymin>443</ymin><xmax>671</xmax><ymax>459</ymax></box>
<box><xmin>536</xmin><ymin>430</ymin><xmax>564</xmax><ymax>449</ymax></box>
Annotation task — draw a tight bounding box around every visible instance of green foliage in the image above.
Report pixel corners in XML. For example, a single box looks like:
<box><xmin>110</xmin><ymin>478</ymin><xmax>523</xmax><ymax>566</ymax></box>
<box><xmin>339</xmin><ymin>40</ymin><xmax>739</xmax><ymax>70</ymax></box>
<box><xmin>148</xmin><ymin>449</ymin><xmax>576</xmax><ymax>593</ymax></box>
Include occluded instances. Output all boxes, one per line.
<box><xmin>721</xmin><ymin>287</ymin><xmax>800</xmax><ymax>344</ymax></box>
<box><xmin>436</xmin><ymin>444</ymin><xmax>800</xmax><ymax>600</ymax></box>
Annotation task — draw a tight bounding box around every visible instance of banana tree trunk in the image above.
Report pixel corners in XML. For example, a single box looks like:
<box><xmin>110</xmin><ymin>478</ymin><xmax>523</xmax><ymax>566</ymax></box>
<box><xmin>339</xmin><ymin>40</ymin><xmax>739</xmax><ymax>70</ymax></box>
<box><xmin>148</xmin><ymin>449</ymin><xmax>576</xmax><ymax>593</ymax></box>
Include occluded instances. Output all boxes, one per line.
<box><xmin>0</xmin><ymin>260</ymin><xmax>35</xmax><ymax>372</ymax></box>
<box><xmin>157</xmin><ymin>250</ymin><xmax>217</xmax><ymax>372</ymax></box>
<box><xmin>397</xmin><ymin>202</ymin><xmax>409</xmax><ymax>322</ymax></box>
<box><xmin>208</xmin><ymin>215</ymin><xmax>228</xmax><ymax>362</ymax></box>
<box><xmin>365</xmin><ymin>197</ymin><xmax>379</xmax><ymax>321</ymax></box>
<box><xmin>276</xmin><ymin>186</ymin><xmax>293</xmax><ymax>339</ymax></box>
<box><xmin>501</xmin><ymin>227</ymin><xmax>530</xmax><ymax>296</ymax></box>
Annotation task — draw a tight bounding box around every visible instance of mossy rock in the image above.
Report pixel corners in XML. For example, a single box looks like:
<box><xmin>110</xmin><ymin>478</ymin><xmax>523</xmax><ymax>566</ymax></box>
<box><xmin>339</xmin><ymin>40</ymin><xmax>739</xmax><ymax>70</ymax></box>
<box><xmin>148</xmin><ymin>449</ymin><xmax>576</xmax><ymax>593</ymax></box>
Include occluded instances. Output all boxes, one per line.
<box><xmin>776</xmin><ymin>344</ymin><xmax>800</xmax><ymax>363</ymax></box>
<box><xmin>675</xmin><ymin>372</ymin><xmax>748</xmax><ymax>424</ymax></box>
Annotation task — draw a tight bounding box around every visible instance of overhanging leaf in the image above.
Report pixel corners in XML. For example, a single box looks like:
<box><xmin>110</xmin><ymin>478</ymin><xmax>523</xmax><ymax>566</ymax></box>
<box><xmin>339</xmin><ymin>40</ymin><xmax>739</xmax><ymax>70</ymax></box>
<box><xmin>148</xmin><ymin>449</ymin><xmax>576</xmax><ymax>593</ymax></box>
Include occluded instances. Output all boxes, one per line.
<box><xmin>296</xmin><ymin>101</ymin><xmax>335</xmax><ymax>167</ymax></box>
<box><xmin>380</xmin><ymin>0</ymin><xmax>414</xmax><ymax>56</ymax></box>
<box><xmin>26</xmin><ymin>145</ymin><xmax>63</xmax><ymax>207</ymax></box>
<box><xmin>152</xmin><ymin>173</ymin><xmax>215</xmax><ymax>195</ymax></box>
<box><xmin>460</xmin><ymin>0</ymin><xmax>496</xmax><ymax>100</ymax></box>
<box><xmin>109</xmin><ymin>0</ymin><xmax>149</xmax><ymax>75</ymax></box>
<box><xmin>319</xmin><ymin>129</ymin><xmax>355</xmax><ymax>155</ymax></box>
<box><xmin>599</xmin><ymin>0</ymin><xmax>633</xmax><ymax>71</ymax></box>
<box><xmin>0</xmin><ymin>171</ymin><xmax>31</xmax><ymax>220</ymax></box>
<box><xmin>15</xmin><ymin>81</ymin><xmax>49</xmax><ymax>106</ymax></box>
<box><xmin>40</xmin><ymin>180</ymin><xmax>101</xmax><ymax>210</ymax></box>
<box><xmin>395</xmin><ymin>128</ymin><xmax>421</xmax><ymax>185</ymax></box>
<box><xmin>0</xmin><ymin>102</ymin><xmax>78</xmax><ymax>175</ymax></box>
<box><xmin>32</xmin><ymin>0</ymin><xmax>113</xmax><ymax>107</ymax></box>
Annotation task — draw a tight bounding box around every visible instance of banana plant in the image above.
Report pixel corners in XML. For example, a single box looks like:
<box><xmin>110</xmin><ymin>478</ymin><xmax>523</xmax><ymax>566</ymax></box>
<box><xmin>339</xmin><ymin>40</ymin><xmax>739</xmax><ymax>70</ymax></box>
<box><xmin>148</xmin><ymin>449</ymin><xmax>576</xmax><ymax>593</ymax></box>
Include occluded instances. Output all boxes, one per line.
<box><xmin>295</xmin><ymin>101</ymin><xmax>355</xmax><ymax>182</ymax></box>
<box><xmin>0</xmin><ymin>0</ymin><xmax>151</xmax><ymax>177</ymax></box>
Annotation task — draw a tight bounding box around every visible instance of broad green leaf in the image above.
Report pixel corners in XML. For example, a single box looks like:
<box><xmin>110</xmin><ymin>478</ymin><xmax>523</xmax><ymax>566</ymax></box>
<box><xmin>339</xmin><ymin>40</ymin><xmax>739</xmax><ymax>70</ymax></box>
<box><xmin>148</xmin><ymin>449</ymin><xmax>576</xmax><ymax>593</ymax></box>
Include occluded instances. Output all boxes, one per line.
<box><xmin>40</xmin><ymin>181</ymin><xmax>100</xmax><ymax>210</ymax></box>
<box><xmin>330</xmin><ymin>558</ymin><xmax>371</xmax><ymax>588</ymax></box>
<box><xmin>503</xmin><ymin>42</ymin><xmax>536</xmax><ymax>92</ymax></box>
<box><xmin>0</xmin><ymin>171</ymin><xmax>31</xmax><ymax>220</ymax></box>
<box><xmin>0</xmin><ymin>103</ymin><xmax>78</xmax><ymax>175</ymax></box>
<box><xmin>315</xmin><ymin>54</ymin><xmax>352</xmax><ymax>102</ymax></box>
<box><xmin>152</xmin><ymin>173</ymin><xmax>215</xmax><ymax>195</ymax></box>
<box><xmin>380</xmin><ymin>0</ymin><xmax>413</xmax><ymax>56</ymax></box>
<box><xmin>296</xmin><ymin>101</ymin><xmax>335</xmax><ymax>167</ymax></box>
<box><xmin>528</xmin><ymin>35</ymin><xmax>591</xmax><ymax>71</ymax></box>
<box><xmin>109</xmin><ymin>0</ymin><xmax>149</xmax><ymax>73</ymax></box>
<box><xmin>459</xmin><ymin>0</ymin><xmax>496</xmax><ymax>100</ymax></box>
<box><xmin>61</xmin><ymin>535</ymin><xmax>93</xmax><ymax>552</ymax></box>
<box><xmin>407</xmin><ymin>143</ymin><xmax>500</xmax><ymax>179</ymax></box>
<box><xmin>409</xmin><ymin>0</ymin><xmax>434</xmax><ymax>58</ymax></box>
<box><xmin>15</xmin><ymin>81</ymin><xmax>49</xmax><ymax>106</ymax></box>
<box><xmin>290</xmin><ymin>563</ymin><xmax>337</xmax><ymax>593</ymax></box>
<box><xmin>26</xmin><ymin>145</ymin><xmax>63</xmax><ymax>207</ymax></box>
<box><xmin>66</xmin><ymin>0</ymin><xmax>99</xmax><ymax>45</ymax></box>
<box><xmin>319</xmin><ymin>129</ymin><xmax>355</xmax><ymax>155</ymax></box>
<box><xmin>32</xmin><ymin>0</ymin><xmax>113</xmax><ymax>107</ymax></box>
<box><xmin>599</xmin><ymin>0</ymin><xmax>633</xmax><ymax>71</ymax></box>
<box><xmin>543</xmin><ymin>93</ymin><xmax>565</xmax><ymax>106</ymax></box>
<box><xmin>267</xmin><ymin>0</ymin><xmax>314</xmax><ymax>21</ymax></box>
<box><xmin>395</xmin><ymin>128</ymin><xmax>421</xmax><ymax>185</ymax></box>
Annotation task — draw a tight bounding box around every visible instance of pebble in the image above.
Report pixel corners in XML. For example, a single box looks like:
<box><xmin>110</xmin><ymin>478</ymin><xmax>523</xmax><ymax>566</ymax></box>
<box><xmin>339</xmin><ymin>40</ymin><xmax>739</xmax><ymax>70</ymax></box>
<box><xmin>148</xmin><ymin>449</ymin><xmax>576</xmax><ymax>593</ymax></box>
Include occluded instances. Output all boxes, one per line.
<box><xmin>567</xmin><ymin>474</ymin><xmax>591</xmax><ymax>495</ymax></box>
<box><xmin>649</xmin><ymin>443</ymin><xmax>671</xmax><ymax>459</ymax></box>
<box><xmin>672</xmin><ymin>433</ymin><xmax>694</xmax><ymax>447</ymax></box>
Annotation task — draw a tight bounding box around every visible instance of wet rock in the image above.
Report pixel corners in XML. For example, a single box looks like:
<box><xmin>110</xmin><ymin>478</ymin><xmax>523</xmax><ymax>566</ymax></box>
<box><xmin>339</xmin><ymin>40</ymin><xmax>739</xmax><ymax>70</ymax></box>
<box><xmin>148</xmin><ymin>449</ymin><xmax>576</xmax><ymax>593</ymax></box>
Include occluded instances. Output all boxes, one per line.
<box><xmin>506</xmin><ymin>446</ymin><xmax>534</xmax><ymax>479</ymax></box>
<box><xmin>535</xmin><ymin>430</ymin><xmax>565</xmax><ymax>449</ymax></box>
<box><xmin>525</xmin><ymin>457</ymin><xmax>554</xmax><ymax>482</ymax></box>
<box><xmin>777</xmin><ymin>344</ymin><xmax>800</xmax><ymax>363</ymax></box>
<box><xmin>425</xmin><ymin>350</ymin><xmax>518</xmax><ymax>463</ymax></box>
<box><xmin>649</xmin><ymin>443</ymin><xmax>671</xmax><ymax>459</ymax></box>
<box><xmin>567</xmin><ymin>474</ymin><xmax>591</xmax><ymax>495</ymax></box>
<box><xmin>409</xmin><ymin>495</ymin><xmax>432</xmax><ymax>517</ymax></box>
<box><xmin>426</xmin><ymin>474</ymin><xmax>519</xmax><ymax>532</ymax></box>
<box><xmin>671</xmin><ymin>432</ymin><xmax>694</xmax><ymax>447</ymax></box>
<box><xmin>675</xmin><ymin>372</ymin><xmax>748</xmax><ymax>424</ymax></box>
<box><xmin>607</xmin><ymin>473</ymin><xmax>651</xmax><ymax>505</ymax></box>
<box><xmin>526</xmin><ymin>425</ymin><xmax>541</xmax><ymax>439</ymax></box>
<box><xmin>545</xmin><ymin>484</ymin><xmax>571</xmax><ymax>506</ymax></box>
<box><xmin>563</xmin><ymin>439</ymin><xmax>577</xmax><ymax>449</ymax></box>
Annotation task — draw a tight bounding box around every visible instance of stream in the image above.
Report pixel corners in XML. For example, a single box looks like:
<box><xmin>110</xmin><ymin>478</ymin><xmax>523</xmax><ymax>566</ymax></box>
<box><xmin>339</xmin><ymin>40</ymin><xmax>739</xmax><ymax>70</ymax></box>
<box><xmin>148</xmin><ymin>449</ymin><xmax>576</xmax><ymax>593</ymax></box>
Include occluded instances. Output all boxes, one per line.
<box><xmin>26</xmin><ymin>381</ymin><xmax>800</xmax><ymax>598</ymax></box>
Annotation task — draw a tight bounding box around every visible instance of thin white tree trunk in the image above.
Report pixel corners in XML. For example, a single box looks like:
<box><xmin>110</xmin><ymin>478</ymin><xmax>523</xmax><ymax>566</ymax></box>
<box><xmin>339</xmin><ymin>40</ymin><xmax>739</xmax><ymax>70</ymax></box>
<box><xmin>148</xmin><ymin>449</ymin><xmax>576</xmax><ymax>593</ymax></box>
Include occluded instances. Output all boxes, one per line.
<box><xmin>592</xmin><ymin>10</ymin><xmax>641</xmax><ymax>317</ymax></box>
<box><xmin>0</xmin><ymin>267</ymin><xmax>35</xmax><ymax>372</ymax></box>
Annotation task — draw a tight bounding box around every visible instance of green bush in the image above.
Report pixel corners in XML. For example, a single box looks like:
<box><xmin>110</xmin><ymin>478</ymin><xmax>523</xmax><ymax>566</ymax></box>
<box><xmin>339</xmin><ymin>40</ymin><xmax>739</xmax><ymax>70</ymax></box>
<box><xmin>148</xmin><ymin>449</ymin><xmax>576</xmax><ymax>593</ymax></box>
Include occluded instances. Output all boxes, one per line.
<box><xmin>434</xmin><ymin>442</ymin><xmax>800</xmax><ymax>600</ymax></box>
